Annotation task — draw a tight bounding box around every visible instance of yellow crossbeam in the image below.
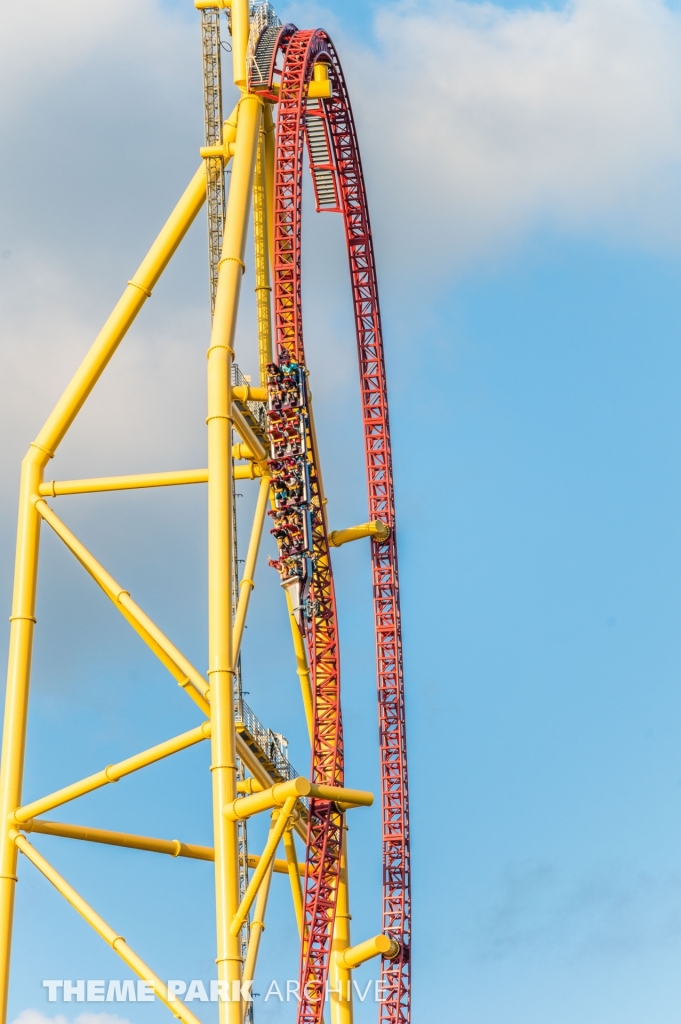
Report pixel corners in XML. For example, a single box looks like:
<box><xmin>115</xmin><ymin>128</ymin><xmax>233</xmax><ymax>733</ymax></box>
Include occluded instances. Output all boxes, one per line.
<box><xmin>18</xmin><ymin>819</ymin><xmax>304</xmax><ymax>874</ymax></box>
<box><xmin>39</xmin><ymin>469</ymin><xmax>209</xmax><ymax>496</ymax></box>
<box><xmin>38</xmin><ymin>463</ymin><xmax>260</xmax><ymax>497</ymax></box>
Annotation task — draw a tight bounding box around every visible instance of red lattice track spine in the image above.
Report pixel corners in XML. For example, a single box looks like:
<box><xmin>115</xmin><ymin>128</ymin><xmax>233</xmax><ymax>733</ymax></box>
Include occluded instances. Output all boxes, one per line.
<box><xmin>321</xmin><ymin>39</ymin><xmax>410</xmax><ymax>1024</ymax></box>
<box><xmin>272</xmin><ymin>27</ymin><xmax>411</xmax><ymax>1024</ymax></box>
<box><xmin>273</xmin><ymin>29</ymin><xmax>344</xmax><ymax>1024</ymax></box>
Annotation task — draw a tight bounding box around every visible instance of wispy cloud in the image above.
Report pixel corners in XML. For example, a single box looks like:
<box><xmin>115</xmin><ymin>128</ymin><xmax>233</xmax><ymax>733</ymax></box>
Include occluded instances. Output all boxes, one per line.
<box><xmin>348</xmin><ymin>0</ymin><xmax>681</xmax><ymax>274</ymax></box>
<box><xmin>11</xmin><ymin>1012</ymin><xmax>132</xmax><ymax>1024</ymax></box>
<box><xmin>478</xmin><ymin>860</ymin><xmax>681</xmax><ymax>961</ymax></box>
<box><xmin>4</xmin><ymin>0</ymin><xmax>681</xmax><ymax>512</ymax></box>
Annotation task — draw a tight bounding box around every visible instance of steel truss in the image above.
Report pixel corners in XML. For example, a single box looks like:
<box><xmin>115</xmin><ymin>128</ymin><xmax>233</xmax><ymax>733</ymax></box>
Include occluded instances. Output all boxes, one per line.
<box><xmin>0</xmin><ymin>5</ymin><xmax>410</xmax><ymax>1024</ymax></box>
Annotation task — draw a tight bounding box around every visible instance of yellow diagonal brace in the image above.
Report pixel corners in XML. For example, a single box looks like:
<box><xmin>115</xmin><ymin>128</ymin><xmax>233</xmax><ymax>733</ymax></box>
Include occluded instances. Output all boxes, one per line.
<box><xmin>13</xmin><ymin>722</ymin><xmax>211</xmax><ymax>823</ymax></box>
<box><xmin>232</xmin><ymin>474</ymin><xmax>270</xmax><ymax>662</ymax></box>
<box><xmin>229</xmin><ymin>796</ymin><xmax>296</xmax><ymax>937</ymax></box>
<box><xmin>0</xmin><ymin>159</ymin><xmax>214</xmax><ymax>1024</ymax></box>
<box><xmin>241</xmin><ymin>815</ymin><xmax>276</xmax><ymax>1014</ymax></box>
<box><xmin>12</xmin><ymin>831</ymin><xmax>204</xmax><ymax>1024</ymax></box>
<box><xmin>33</xmin><ymin>167</ymin><xmax>208</xmax><ymax>460</ymax></box>
<box><xmin>34</xmin><ymin>498</ymin><xmax>209</xmax><ymax>712</ymax></box>
<box><xmin>283</xmin><ymin>827</ymin><xmax>304</xmax><ymax>935</ymax></box>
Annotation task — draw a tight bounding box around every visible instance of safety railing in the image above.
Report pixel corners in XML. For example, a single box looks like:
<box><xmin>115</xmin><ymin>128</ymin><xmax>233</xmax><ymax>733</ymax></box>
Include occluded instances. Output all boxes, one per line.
<box><xmin>234</xmin><ymin>695</ymin><xmax>298</xmax><ymax>783</ymax></box>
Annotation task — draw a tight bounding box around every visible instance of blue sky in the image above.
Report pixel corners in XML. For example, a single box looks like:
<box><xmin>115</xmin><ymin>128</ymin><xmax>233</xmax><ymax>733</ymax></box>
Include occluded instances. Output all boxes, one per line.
<box><xmin>4</xmin><ymin>0</ymin><xmax>681</xmax><ymax>1022</ymax></box>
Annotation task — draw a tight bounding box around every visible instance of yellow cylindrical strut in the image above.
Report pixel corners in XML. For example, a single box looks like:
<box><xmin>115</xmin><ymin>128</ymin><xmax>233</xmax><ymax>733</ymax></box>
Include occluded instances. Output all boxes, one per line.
<box><xmin>241</xmin><ymin>813</ymin><xmax>277</xmax><ymax>1020</ymax></box>
<box><xmin>336</xmin><ymin>934</ymin><xmax>400</xmax><ymax>970</ymax></box>
<box><xmin>330</xmin><ymin>828</ymin><xmax>353</xmax><ymax>1024</ymax></box>
<box><xmin>283</xmin><ymin>826</ymin><xmax>304</xmax><ymax>935</ymax></box>
<box><xmin>229</xmin><ymin>796</ymin><xmax>297</xmax><ymax>936</ymax></box>
<box><xmin>207</xmin><ymin>91</ymin><xmax>262</xmax><ymax>1024</ymax></box>
<box><xmin>232</xmin><ymin>473</ymin><xmax>271</xmax><ymax>663</ymax></box>
<box><xmin>263</xmin><ymin>103</ymin><xmax>275</xmax><ymax>270</ymax></box>
<box><xmin>224</xmin><ymin>778</ymin><xmax>373</xmax><ymax>820</ymax></box>
<box><xmin>285</xmin><ymin>589</ymin><xmax>315</xmax><ymax>741</ymax></box>
<box><xmin>253</xmin><ymin>125</ymin><xmax>273</xmax><ymax>383</ymax></box>
<box><xmin>231</xmin><ymin>0</ymin><xmax>249</xmax><ymax>89</ymax></box>
<box><xmin>329</xmin><ymin>521</ymin><xmax>390</xmax><ymax>548</ymax></box>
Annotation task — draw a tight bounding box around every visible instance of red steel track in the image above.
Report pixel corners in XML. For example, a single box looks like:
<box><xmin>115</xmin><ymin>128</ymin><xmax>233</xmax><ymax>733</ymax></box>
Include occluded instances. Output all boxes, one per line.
<box><xmin>270</xmin><ymin>28</ymin><xmax>411</xmax><ymax>1024</ymax></box>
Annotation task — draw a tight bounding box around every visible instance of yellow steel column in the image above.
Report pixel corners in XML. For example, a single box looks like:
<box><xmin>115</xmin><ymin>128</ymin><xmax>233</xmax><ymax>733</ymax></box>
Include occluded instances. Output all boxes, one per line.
<box><xmin>35</xmin><ymin>167</ymin><xmax>207</xmax><ymax>457</ymax></box>
<box><xmin>0</xmin><ymin>448</ymin><xmax>42</xmax><ymax>1024</ymax></box>
<box><xmin>233</xmin><ymin>473</ymin><xmax>271</xmax><ymax>662</ymax></box>
<box><xmin>208</xmin><ymin>78</ymin><xmax>262</xmax><ymax>1024</ymax></box>
<box><xmin>241</xmin><ymin>814</ymin><xmax>276</xmax><ymax>1010</ymax></box>
<box><xmin>231</xmin><ymin>0</ymin><xmax>249</xmax><ymax>90</ymax></box>
<box><xmin>329</xmin><ymin>828</ymin><xmax>353</xmax><ymax>1024</ymax></box>
<box><xmin>263</xmin><ymin>103</ymin><xmax>276</xmax><ymax>280</ymax></box>
<box><xmin>253</xmin><ymin>126</ymin><xmax>273</xmax><ymax>384</ymax></box>
<box><xmin>283</xmin><ymin>825</ymin><xmax>304</xmax><ymax>935</ymax></box>
<box><xmin>0</xmin><ymin>164</ymin><xmax>208</xmax><ymax>1024</ymax></box>
<box><xmin>285</xmin><ymin>591</ymin><xmax>314</xmax><ymax>742</ymax></box>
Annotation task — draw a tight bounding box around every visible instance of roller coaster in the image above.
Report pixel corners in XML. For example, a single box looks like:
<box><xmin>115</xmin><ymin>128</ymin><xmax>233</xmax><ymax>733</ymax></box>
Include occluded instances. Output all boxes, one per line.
<box><xmin>0</xmin><ymin>4</ymin><xmax>410</xmax><ymax>1024</ymax></box>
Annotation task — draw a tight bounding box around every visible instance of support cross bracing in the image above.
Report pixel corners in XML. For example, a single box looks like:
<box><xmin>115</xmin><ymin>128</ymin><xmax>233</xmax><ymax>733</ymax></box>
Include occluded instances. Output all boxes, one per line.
<box><xmin>0</xmin><ymin>4</ymin><xmax>410</xmax><ymax>1024</ymax></box>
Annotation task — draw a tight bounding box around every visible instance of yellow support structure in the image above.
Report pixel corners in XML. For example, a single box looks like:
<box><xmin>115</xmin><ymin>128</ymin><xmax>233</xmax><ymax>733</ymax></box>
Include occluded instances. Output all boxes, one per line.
<box><xmin>0</xmin><ymin>10</ymin><xmax>395</xmax><ymax>1024</ymax></box>
<box><xmin>0</xmin><ymin>159</ymin><xmax>211</xmax><ymax>1021</ymax></box>
<box><xmin>253</xmin><ymin>122</ymin><xmax>273</xmax><ymax>382</ymax></box>
<box><xmin>207</xmin><ymin>85</ymin><xmax>262</xmax><ymax>1024</ymax></box>
<box><xmin>18</xmin><ymin>818</ymin><xmax>303</xmax><ymax>874</ymax></box>
<box><xmin>224</xmin><ymin>777</ymin><xmax>373</xmax><ymax>820</ymax></box>
<box><xmin>241</xmin><ymin>814</ymin><xmax>277</xmax><ymax>1015</ymax></box>
<box><xmin>329</xmin><ymin>520</ymin><xmax>391</xmax><ymax>548</ymax></box>
<box><xmin>229</xmin><ymin>795</ymin><xmax>296</xmax><ymax>936</ymax></box>
<box><xmin>34</xmin><ymin>498</ymin><xmax>210</xmax><ymax>711</ymax></box>
<box><xmin>283</xmin><ymin>826</ymin><xmax>305</xmax><ymax>934</ymax></box>
<box><xmin>232</xmin><ymin>474</ymin><xmax>271</xmax><ymax>661</ymax></box>
<box><xmin>329</xmin><ymin>829</ymin><xmax>353</xmax><ymax>1024</ymax></box>
<box><xmin>39</xmin><ymin>468</ymin><xmax>209</xmax><ymax>496</ymax></box>
<box><xmin>336</xmin><ymin>934</ymin><xmax>400</xmax><ymax>970</ymax></box>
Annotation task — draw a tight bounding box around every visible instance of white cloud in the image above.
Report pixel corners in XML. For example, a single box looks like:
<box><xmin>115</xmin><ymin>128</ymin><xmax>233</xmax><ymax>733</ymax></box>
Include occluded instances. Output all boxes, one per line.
<box><xmin>10</xmin><ymin>1011</ymin><xmax>68</xmax><ymax>1024</ymax></box>
<box><xmin>74</xmin><ymin>1014</ymin><xmax>133</xmax><ymax>1024</ymax></box>
<box><xmin>348</xmin><ymin>0</ymin><xmax>681</xmax><ymax>272</ymax></box>
<box><xmin>10</xmin><ymin>1011</ymin><xmax>132</xmax><ymax>1024</ymax></box>
<box><xmin>0</xmin><ymin>0</ymin><xmax>190</xmax><ymax>114</ymax></box>
<box><xmin>2</xmin><ymin>0</ymin><xmax>681</xmax><ymax>509</ymax></box>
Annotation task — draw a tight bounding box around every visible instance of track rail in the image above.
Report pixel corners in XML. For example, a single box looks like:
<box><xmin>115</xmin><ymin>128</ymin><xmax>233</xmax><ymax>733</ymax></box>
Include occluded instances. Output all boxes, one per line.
<box><xmin>273</xmin><ymin>30</ymin><xmax>344</xmax><ymax>1024</ymax></box>
<box><xmin>270</xmin><ymin>28</ymin><xmax>411</xmax><ymax>1024</ymax></box>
